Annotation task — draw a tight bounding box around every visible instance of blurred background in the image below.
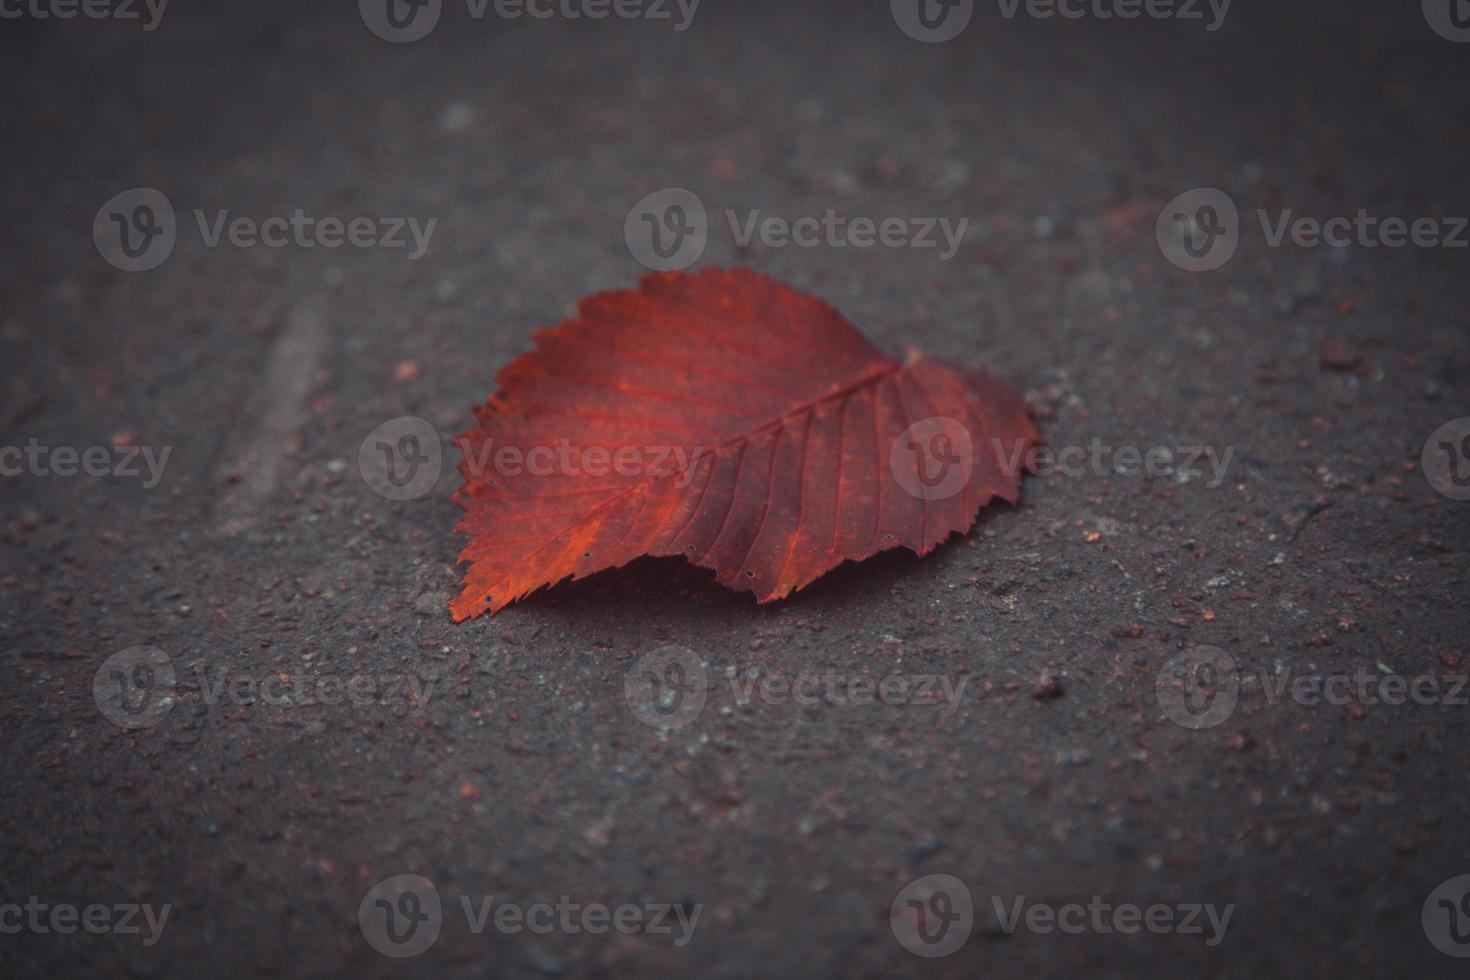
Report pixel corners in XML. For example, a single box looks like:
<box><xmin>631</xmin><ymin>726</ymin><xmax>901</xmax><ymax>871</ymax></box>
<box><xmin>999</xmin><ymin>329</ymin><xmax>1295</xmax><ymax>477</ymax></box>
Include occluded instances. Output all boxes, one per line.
<box><xmin>2</xmin><ymin>0</ymin><xmax>1468</xmax><ymax>977</ymax></box>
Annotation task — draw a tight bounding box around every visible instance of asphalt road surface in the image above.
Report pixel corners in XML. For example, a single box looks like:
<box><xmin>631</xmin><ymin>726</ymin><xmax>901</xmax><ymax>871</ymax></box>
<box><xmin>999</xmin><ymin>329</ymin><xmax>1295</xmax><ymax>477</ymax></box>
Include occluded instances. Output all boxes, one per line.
<box><xmin>2</xmin><ymin>0</ymin><xmax>1468</xmax><ymax>977</ymax></box>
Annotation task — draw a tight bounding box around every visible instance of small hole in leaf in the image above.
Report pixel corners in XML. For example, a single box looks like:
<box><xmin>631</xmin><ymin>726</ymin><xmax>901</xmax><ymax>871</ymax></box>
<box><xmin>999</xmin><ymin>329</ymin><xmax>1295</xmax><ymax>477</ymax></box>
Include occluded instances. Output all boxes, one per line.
<box><xmin>745</xmin><ymin>570</ymin><xmax>755</xmax><ymax>578</ymax></box>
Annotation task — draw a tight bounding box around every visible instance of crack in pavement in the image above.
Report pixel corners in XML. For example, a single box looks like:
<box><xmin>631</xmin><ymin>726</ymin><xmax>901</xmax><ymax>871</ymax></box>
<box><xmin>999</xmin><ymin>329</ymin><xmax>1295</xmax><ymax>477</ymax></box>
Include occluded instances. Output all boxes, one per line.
<box><xmin>209</xmin><ymin>298</ymin><xmax>328</xmax><ymax>536</ymax></box>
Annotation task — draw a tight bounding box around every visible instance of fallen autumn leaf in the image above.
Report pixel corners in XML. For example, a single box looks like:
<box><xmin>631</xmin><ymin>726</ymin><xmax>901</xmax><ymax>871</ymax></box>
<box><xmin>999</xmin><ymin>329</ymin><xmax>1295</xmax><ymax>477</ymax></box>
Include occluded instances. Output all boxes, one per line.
<box><xmin>450</xmin><ymin>267</ymin><xmax>1037</xmax><ymax>619</ymax></box>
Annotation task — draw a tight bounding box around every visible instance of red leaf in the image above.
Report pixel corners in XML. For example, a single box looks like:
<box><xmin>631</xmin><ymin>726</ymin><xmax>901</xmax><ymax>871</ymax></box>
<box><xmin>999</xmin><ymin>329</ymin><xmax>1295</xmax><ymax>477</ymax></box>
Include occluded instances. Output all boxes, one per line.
<box><xmin>450</xmin><ymin>268</ymin><xmax>1037</xmax><ymax>620</ymax></box>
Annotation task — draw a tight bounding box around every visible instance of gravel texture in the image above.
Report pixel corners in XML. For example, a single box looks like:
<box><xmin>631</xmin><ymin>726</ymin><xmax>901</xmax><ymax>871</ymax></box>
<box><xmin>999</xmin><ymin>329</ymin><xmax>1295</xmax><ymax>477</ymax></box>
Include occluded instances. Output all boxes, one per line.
<box><xmin>2</xmin><ymin>1</ymin><xmax>1468</xmax><ymax>977</ymax></box>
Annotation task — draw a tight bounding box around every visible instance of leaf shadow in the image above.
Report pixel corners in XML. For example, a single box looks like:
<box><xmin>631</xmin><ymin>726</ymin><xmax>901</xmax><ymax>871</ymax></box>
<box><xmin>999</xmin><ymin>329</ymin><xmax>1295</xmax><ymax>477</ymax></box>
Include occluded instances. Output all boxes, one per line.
<box><xmin>501</xmin><ymin>502</ymin><xmax>1020</xmax><ymax>638</ymax></box>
